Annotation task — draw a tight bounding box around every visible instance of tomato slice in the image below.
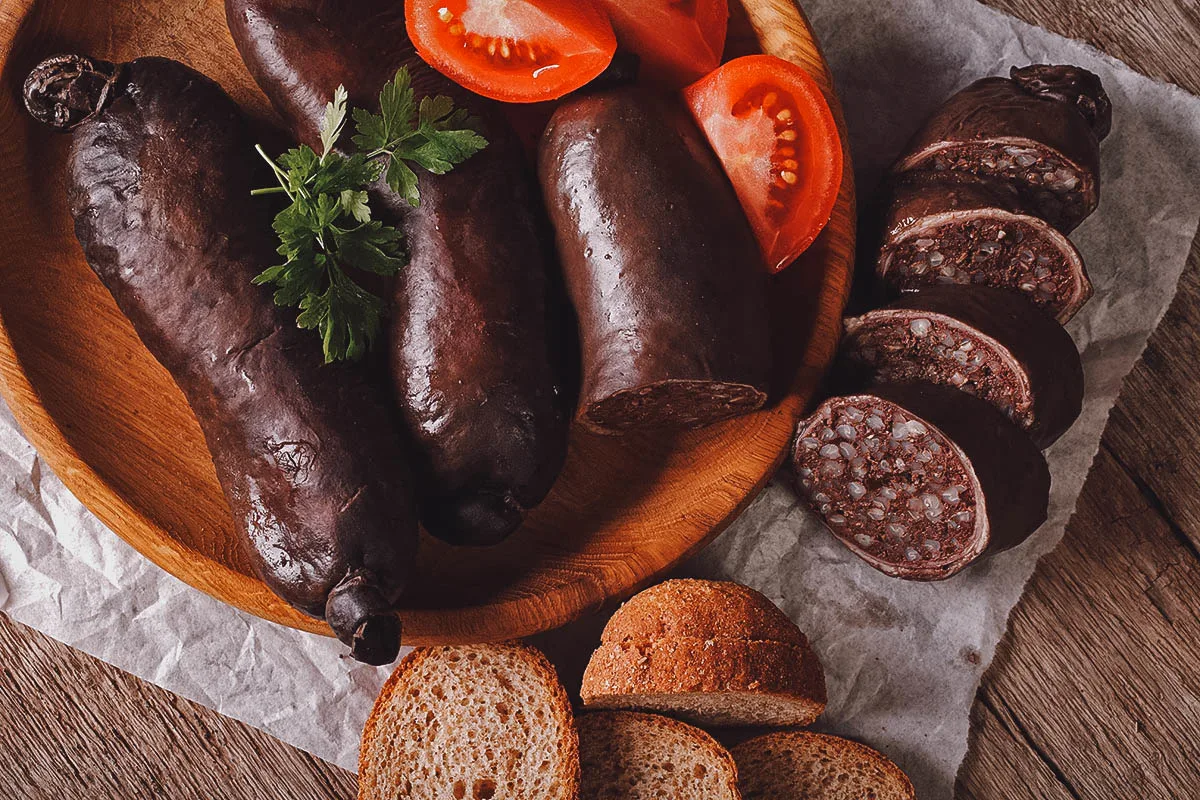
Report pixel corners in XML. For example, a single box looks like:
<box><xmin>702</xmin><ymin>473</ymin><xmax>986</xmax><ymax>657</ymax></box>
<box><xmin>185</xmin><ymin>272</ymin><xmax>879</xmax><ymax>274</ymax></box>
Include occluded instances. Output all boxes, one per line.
<box><xmin>685</xmin><ymin>55</ymin><xmax>844</xmax><ymax>273</ymax></box>
<box><xmin>406</xmin><ymin>0</ymin><xmax>617</xmax><ymax>103</ymax></box>
<box><xmin>595</xmin><ymin>0</ymin><xmax>729</xmax><ymax>87</ymax></box>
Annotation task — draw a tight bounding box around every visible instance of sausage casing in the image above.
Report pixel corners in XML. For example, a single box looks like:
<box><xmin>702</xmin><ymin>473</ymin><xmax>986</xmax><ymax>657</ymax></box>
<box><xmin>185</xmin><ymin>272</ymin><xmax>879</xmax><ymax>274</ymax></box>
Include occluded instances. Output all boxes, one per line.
<box><xmin>539</xmin><ymin>89</ymin><xmax>771</xmax><ymax>432</ymax></box>
<box><xmin>226</xmin><ymin>0</ymin><xmax>569</xmax><ymax>545</ymax></box>
<box><xmin>26</xmin><ymin>55</ymin><xmax>417</xmax><ymax>664</ymax></box>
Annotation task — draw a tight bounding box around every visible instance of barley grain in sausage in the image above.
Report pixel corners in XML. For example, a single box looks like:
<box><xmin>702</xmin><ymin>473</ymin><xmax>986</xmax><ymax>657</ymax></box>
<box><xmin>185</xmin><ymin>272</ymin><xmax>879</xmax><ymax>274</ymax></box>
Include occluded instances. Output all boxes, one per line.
<box><xmin>792</xmin><ymin>384</ymin><xmax>1049</xmax><ymax>580</ymax></box>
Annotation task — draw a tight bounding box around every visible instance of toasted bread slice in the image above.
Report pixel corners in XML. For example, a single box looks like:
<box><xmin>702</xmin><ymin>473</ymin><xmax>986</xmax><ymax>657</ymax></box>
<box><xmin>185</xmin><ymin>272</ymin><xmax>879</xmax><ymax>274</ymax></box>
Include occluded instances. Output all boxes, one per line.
<box><xmin>598</xmin><ymin>579</ymin><xmax>806</xmax><ymax>645</ymax></box>
<box><xmin>581</xmin><ymin>637</ymin><xmax>825</xmax><ymax>726</ymax></box>
<box><xmin>358</xmin><ymin>643</ymin><xmax>579</xmax><ymax>800</ymax></box>
<box><xmin>578</xmin><ymin>711</ymin><xmax>740</xmax><ymax>799</ymax></box>
<box><xmin>732</xmin><ymin>731</ymin><xmax>915</xmax><ymax>800</ymax></box>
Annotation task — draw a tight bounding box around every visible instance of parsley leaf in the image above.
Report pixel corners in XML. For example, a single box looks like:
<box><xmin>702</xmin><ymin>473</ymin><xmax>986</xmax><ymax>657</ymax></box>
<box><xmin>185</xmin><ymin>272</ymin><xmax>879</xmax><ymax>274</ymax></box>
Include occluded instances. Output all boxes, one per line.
<box><xmin>393</xmin><ymin>96</ymin><xmax>488</xmax><ymax>176</ymax></box>
<box><xmin>339</xmin><ymin>189</ymin><xmax>372</xmax><ymax>223</ymax></box>
<box><xmin>319</xmin><ymin>85</ymin><xmax>349</xmax><ymax>159</ymax></box>
<box><xmin>251</xmin><ymin>68</ymin><xmax>488</xmax><ymax>362</ymax></box>
<box><xmin>386</xmin><ymin>158</ymin><xmax>421</xmax><ymax>208</ymax></box>
<box><xmin>311</xmin><ymin>153</ymin><xmax>382</xmax><ymax>196</ymax></box>
<box><xmin>332</xmin><ymin>222</ymin><xmax>406</xmax><ymax>275</ymax></box>
<box><xmin>296</xmin><ymin>268</ymin><xmax>382</xmax><ymax>364</ymax></box>
<box><xmin>351</xmin><ymin>68</ymin><xmax>414</xmax><ymax>153</ymax></box>
<box><xmin>353</xmin><ymin>69</ymin><xmax>488</xmax><ymax>204</ymax></box>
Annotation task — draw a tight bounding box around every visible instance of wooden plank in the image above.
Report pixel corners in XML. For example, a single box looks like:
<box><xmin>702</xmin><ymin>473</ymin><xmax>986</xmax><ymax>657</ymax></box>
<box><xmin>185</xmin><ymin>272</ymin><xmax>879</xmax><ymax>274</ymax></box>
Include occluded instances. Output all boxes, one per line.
<box><xmin>1102</xmin><ymin>240</ymin><xmax>1200</xmax><ymax>549</ymax></box>
<box><xmin>0</xmin><ymin>613</ymin><xmax>356</xmax><ymax>799</ymax></box>
<box><xmin>984</xmin><ymin>0</ymin><xmax>1200</xmax><ymax>91</ymax></box>
<box><xmin>957</xmin><ymin>698</ymin><xmax>1077</xmax><ymax>800</ymax></box>
<box><xmin>958</xmin><ymin>0</ymin><xmax>1200</xmax><ymax>797</ymax></box>
<box><xmin>958</xmin><ymin>447</ymin><xmax>1200</xmax><ymax>798</ymax></box>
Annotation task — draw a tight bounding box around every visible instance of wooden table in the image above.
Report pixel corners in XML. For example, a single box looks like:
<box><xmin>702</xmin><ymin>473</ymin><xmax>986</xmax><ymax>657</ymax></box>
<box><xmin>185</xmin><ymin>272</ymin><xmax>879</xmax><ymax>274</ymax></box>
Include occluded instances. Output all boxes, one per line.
<box><xmin>2</xmin><ymin>1</ymin><xmax>1198</xmax><ymax>797</ymax></box>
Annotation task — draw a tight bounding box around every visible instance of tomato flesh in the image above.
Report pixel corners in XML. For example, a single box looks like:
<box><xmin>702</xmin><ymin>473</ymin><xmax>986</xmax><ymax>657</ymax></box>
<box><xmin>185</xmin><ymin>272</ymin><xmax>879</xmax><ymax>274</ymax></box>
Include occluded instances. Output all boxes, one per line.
<box><xmin>406</xmin><ymin>0</ymin><xmax>617</xmax><ymax>103</ymax></box>
<box><xmin>685</xmin><ymin>55</ymin><xmax>844</xmax><ymax>272</ymax></box>
<box><xmin>596</xmin><ymin>0</ymin><xmax>729</xmax><ymax>87</ymax></box>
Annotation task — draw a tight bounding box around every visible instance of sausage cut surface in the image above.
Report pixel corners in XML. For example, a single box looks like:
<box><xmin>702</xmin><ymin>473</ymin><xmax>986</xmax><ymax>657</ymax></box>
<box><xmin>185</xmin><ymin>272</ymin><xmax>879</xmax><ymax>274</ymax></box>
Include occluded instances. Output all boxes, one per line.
<box><xmin>840</xmin><ymin>286</ymin><xmax>1084</xmax><ymax>448</ymax></box>
<box><xmin>877</xmin><ymin>172</ymin><xmax>1092</xmax><ymax>322</ymax></box>
<box><xmin>792</xmin><ymin>384</ymin><xmax>1050</xmax><ymax>580</ymax></box>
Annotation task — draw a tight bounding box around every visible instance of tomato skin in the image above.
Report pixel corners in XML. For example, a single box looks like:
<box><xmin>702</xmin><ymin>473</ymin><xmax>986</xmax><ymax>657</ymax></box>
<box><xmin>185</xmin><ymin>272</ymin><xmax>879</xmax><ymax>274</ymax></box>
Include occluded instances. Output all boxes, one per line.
<box><xmin>684</xmin><ymin>54</ymin><xmax>844</xmax><ymax>273</ymax></box>
<box><xmin>595</xmin><ymin>0</ymin><xmax>729</xmax><ymax>87</ymax></box>
<box><xmin>406</xmin><ymin>0</ymin><xmax>618</xmax><ymax>103</ymax></box>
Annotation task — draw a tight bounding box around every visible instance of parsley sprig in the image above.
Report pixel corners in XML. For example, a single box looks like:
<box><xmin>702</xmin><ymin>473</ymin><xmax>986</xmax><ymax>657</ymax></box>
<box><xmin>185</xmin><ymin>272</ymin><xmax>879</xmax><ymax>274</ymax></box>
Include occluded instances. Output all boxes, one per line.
<box><xmin>252</xmin><ymin>69</ymin><xmax>488</xmax><ymax>363</ymax></box>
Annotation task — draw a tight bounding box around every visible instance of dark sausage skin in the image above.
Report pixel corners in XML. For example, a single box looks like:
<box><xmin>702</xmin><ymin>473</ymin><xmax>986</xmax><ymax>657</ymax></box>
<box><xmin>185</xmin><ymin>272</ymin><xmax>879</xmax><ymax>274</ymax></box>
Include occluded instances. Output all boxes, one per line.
<box><xmin>24</xmin><ymin>55</ymin><xmax>416</xmax><ymax>664</ymax></box>
<box><xmin>225</xmin><ymin>0</ymin><xmax>568</xmax><ymax>545</ymax></box>
<box><xmin>539</xmin><ymin>89</ymin><xmax>771</xmax><ymax>432</ymax></box>
<box><xmin>893</xmin><ymin>65</ymin><xmax>1108</xmax><ymax>233</ymax></box>
<box><xmin>839</xmin><ymin>286</ymin><xmax>1084</xmax><ymax>448</ymax></box>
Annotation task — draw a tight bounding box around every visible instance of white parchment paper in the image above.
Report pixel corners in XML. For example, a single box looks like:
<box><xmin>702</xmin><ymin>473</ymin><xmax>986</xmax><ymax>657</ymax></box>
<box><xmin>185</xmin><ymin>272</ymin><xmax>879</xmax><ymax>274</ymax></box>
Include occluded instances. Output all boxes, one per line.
<box><xmin>2</xmin><ymin>1</ymin><xmax>1199</xmax><ymax>797</ymax></box>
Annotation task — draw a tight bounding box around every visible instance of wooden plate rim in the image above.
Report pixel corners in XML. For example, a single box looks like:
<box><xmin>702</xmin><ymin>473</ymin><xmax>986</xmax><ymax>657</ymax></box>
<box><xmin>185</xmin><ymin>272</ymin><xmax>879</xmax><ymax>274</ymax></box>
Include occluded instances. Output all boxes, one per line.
<box><xmin>0</xmin><ymin>0</ymin><xmax>854</xmax><ymax>645</ymax></box>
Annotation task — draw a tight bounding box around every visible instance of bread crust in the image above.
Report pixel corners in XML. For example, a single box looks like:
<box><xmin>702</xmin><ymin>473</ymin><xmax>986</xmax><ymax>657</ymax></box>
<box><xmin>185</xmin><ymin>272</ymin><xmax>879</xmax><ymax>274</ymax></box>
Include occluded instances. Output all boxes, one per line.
<box><xmin>600</xmin><ymin>579</ymin><xmax>808</xmax><ymax>645</ymax></box>
<box><xmin>581</xmin><ymin>638</ymin><xmax>826</xmax><ymax>725</ymax></box>
<box><xmin>359</xmin><ymin>643</ymin><xmax>580</xmax><ymax>800</ymax></box>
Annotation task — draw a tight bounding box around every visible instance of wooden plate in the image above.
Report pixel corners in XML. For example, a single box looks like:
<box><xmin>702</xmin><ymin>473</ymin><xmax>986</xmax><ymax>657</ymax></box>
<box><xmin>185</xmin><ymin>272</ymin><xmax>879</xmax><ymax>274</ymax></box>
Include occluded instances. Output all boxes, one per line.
<box><xmin>0</xmin><ymin>0</ymin><xmax>853</xmax><ymax>645</ymax></box>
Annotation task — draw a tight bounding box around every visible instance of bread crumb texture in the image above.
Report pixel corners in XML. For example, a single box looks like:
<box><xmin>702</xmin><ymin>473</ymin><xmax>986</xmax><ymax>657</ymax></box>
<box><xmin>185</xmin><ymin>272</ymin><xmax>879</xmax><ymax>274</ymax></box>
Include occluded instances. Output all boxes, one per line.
<box><xmin>577</xmin><ymin>711</ymin><xmax>740</xmax><ymax>800</ymax></box>
<box><xmin>732</xmin><ymin>731</ymin><xmax>915</xmax><ymax>800</ymax></box>
<box><xmin>358</xmin><ymin>644</ymin><xmax>579</xmax><ymax>800</ymax></box>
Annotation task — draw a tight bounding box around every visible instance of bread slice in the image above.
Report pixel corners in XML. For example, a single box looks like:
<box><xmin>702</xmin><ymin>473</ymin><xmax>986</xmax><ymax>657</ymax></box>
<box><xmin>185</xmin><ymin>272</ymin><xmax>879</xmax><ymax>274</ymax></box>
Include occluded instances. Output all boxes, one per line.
<box><xmin>358</xmin><ymin>643</ymin><xmax>579</xmax><ymax>800</ymax></box>
<box><xmin>580</xmin><ymin>579</ymin><xmax>826</xmax><ymax>726</ymax></box>
<box><xmin>598</xmin><ymin>579</ymin><xmax>807</xmax><ymax>645</ymax></box>
<box><xmin>577</xmin><ymin>711</ymin><xmax>740</xmax><ymax>800</ymax></box>
<box><xmin>582</xmin><ymin>637</ymin><xmax>826</xmax><ymax>726</ymax></box>
<box><xmin>732</xmin><ymin>731</ymin><xmax>915</xmax><ymax>800</ymax></box>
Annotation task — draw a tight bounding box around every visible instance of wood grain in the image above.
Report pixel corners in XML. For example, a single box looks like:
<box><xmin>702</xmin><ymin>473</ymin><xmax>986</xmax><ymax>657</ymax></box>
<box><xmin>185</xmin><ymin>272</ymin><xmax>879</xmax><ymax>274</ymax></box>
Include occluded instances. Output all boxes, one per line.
<box><xmin>953</xmin><ymin>1</ymin><xmax>1200</xmax><ymax>796</ymax></box>
<box><xmin>958</xmin><ymin>444</ymin><xmax>1200</xmax><ymax>798</ymax></box>
<box><xmin>0</xmin><ymin>613</ymin><xmax>357</xmax><ymax>800</ymax></box>
<box><xmin>0</xmin><ymin>0</ymin><xmax>1199</xmax><ymax>799</ymax></box>
<box><xmin>0</xmin><ymin>0</ymin><xmax>854</xmax><ymax>647</ymax></box>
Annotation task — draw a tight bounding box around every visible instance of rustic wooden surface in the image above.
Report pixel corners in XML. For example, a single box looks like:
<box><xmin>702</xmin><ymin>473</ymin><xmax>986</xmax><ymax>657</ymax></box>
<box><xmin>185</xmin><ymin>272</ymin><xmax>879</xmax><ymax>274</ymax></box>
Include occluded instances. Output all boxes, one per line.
<box><xmin>0</xmin><ymin>0</ymin><xmax>852</xmax><ymax>648</ymax></box>
<box><xmin>0</xmin><ymin>0</ymin><xmax>1196</xmax><ymax>798</ymax></box>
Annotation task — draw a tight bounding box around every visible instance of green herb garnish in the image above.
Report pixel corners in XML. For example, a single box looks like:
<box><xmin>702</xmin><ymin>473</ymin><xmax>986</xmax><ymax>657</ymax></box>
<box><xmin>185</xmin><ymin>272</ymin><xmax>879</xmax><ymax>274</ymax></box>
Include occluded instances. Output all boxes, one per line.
<box><xmin>252</xmin><ymin>70</ymin><xmax>488</xmax><ymax>363</ymax></box>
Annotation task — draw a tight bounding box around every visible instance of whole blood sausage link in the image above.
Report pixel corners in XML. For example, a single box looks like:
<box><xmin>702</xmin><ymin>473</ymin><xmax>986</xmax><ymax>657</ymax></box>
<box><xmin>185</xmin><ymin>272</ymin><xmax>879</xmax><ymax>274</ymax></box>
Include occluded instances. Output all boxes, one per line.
<box><xmin>25</xmin><ymin>55</ymin><xmax>417</xmax><ymax>664</ymax></box>
<box><xmin>792</xmin><ymin>384</ymin><xmax>1050</xmax><ymax>580</ymax></box>
<box><xmin>539</xmin><ymin>88</ymin><xmax>771</xmax><ymax>432</ymax></box>
<box><xmin>226</xmin><ymin>0</ymin><xmax>569</xmax><ymax>546</ymax></box>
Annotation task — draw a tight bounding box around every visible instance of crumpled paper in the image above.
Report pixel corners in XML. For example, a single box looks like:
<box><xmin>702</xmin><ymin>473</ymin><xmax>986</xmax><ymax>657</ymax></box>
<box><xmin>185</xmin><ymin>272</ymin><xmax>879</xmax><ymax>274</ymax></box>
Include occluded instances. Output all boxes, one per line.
<box><xmin>1</xmin><ymin>0</ymin><xmax>1199</xmax><ymax>796</ymax></box>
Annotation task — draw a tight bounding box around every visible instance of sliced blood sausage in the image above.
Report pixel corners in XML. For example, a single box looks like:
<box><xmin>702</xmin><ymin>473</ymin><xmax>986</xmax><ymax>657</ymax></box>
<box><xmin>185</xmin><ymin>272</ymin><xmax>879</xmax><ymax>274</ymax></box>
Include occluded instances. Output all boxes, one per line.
<box><xmin>892</xmin><ymin>64</ymin><xmax>1109</xmax><ymax>232</ymax></box>
<box><xmin>25</xmin><ymin>55</ymin><xmax>416</xmax><ymax>663</ymax></box>
<box><xmin>876</xmin><ymin>171</ymin><xmax>1092</xmax><ymax>323</ymax></box>
<box><xmin>1011</xmin><ymin>63</ymin><xmax>1112</xmax><ymax>141</ymax></box>
<box><xmin>792</xmin><ymin>383</ymin><xmax>1050</xmax><ymax>580</ymax></box>
<box><xmin>839</xmin><ymin>286</ymin><xmax>1084</xmax><ymax>448</ymax></box>
<box><xmin>538</xmin><ymin>88</ymin><xmax>771</xmax><ymax>432</ymax></box>
<box><xmin>226</xmin><ymin>0</ymin><xmax>569</xmax><ymax>545</ymax></box>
